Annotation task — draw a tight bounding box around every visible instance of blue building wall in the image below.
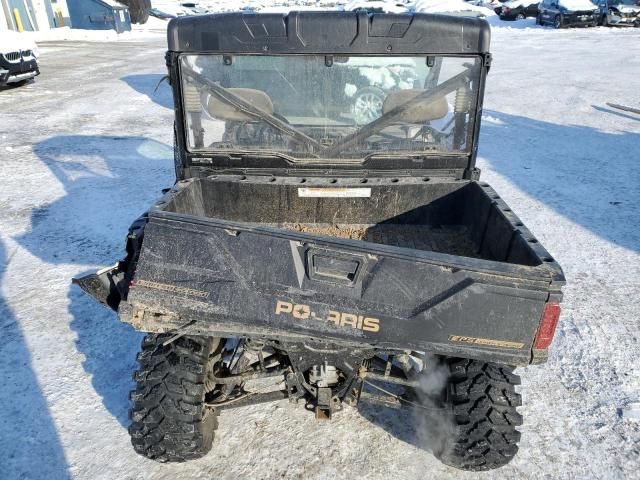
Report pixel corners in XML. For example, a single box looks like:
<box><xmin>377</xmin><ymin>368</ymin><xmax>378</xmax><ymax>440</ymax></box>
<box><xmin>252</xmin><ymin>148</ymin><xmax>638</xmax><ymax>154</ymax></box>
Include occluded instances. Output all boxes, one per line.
<box><xmin>66</xmin><ymin>0</ymin><xmax>131</xmax><ymax>32</ymax></box>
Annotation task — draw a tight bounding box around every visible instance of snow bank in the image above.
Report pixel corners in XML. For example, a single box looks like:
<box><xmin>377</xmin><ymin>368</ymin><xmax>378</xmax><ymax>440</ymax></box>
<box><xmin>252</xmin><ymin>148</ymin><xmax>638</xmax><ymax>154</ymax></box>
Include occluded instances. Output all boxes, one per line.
<box><xmin>414</xmin><ymin>0</ymin><xmax>495</xmax><ymax>16</ymax></box>
<box><xmin>151</xmin><ymin>0</ymin><xmax>344</xmax><ymax>16</ymax></box>
<box><xmin>149</xmin><ymin>0</ymin><xmax>500</xmax><ymax>19</ymax></box>
<box><xmin>14</xmin><ymin>16</ymin><xmax>167</xmax><ymax>43</ymax></box>
<box><xmin>500</xmin><ymin>0</ymin><xmax>539</xmax><ymax>8</ymax></box>
<box><xmin>20</xmin><ymin>27</ymin><xmax>158</xmax><ymax>43</ymax></box>
<box><xmin>132</xmin><ymin>16</ymin><xmax>171</xmax><ymax>33</ymax></box>
<box><xmin>487</xmin><ymin>15</ymin><xmax>538</xmax><ymax>27</ymax></box>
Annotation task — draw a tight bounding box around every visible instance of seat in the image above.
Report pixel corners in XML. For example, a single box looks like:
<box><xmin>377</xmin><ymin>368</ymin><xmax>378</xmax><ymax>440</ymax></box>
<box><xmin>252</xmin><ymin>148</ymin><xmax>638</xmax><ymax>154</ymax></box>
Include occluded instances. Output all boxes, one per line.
<box><xmin>206</xmin><ymin>88</ymin><xmax>274</xmax><ymax>122</ymax></box>
<box><xmin>381</xmin><ymin>89</ymin><xmax>448</xmax><ymax>123</ymax></box>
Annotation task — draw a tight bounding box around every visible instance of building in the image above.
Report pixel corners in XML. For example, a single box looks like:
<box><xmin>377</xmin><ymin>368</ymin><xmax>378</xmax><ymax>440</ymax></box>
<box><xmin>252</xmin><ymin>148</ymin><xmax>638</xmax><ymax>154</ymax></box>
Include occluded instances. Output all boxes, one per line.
<box><xmin>0</xmin><ymin>0</ymin><xmax>70</xmax><ymax>31</ymax></box>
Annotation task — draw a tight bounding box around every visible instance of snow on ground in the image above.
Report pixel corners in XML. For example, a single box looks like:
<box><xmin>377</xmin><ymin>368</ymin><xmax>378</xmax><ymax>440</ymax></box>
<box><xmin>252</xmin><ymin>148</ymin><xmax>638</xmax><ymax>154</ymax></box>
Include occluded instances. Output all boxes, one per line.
<box><xmin>151</xmin><ymin>0</ymin><xmax>347</xmax><ymax>16</ymax></box>
<box><xmin>7</xmin><ymin>0</ymin><xmax>517</xmax><ymax>44</ymax></box>
<box><xmin>0</xmin><ymin>18</ymin><xmax>639</xmax><ymax>480</ymax></box>
<box><xmin>150</xmin><ymin>0</ymin><xmax>497</xmax><ymax>17</ymax></box>
<box><xmin>21</xmin><ymin>16</ymin><xmax>168</xmax><ymax>43</ymax></box>
<box><xmin>413</xmin><ymin>0</ymin><xmax>491</xmax><ymax>15</ymax></box>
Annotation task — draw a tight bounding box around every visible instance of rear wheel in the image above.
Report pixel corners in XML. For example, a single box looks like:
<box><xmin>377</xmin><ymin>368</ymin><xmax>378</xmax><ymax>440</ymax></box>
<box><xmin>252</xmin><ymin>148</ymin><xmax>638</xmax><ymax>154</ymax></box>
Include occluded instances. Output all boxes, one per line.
<box><xmin>129</xmin><ymin>334</ymin><xmax>223</xmax><ymax>462</ymax></box>
<box><xmin>430</xmin><ymin>358</ymin><xmax>523</xmax><ymax>471</ymax></box>
<box><xmin>516</xmin><ymin>13</ymin><xmax>526</xmax><ymax>20</ymax></box>
<box><xmin>123</xmin><ymin>0</ymin><xmax>150</xmax><ymax>24</ymax></box>
<box><xmin>352</xmin><ymin>86</ymin><xmax>386</xmax><ymax>125</ymax></box>
<box><xmin>554</xmin><ymin>14</ymin><xmax>563</xmax><ymax>28</ymax></box>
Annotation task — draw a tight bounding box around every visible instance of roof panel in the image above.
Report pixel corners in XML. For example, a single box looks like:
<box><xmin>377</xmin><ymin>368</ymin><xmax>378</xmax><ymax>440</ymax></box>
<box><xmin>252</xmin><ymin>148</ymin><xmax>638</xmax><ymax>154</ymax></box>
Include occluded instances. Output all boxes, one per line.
<box><xmin>167</xmin><ymin>12</ymin><xmax>491</xmax><ymax>55</ymax></box>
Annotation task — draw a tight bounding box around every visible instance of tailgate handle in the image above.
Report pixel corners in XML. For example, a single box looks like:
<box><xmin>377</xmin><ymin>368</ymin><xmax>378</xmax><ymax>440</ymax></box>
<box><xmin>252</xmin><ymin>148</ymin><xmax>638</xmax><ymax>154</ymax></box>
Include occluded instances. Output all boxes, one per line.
<box><xmin>308</xmin><ymin>252</ymin><xmax>362</xmax><ymax>285</ymax></box>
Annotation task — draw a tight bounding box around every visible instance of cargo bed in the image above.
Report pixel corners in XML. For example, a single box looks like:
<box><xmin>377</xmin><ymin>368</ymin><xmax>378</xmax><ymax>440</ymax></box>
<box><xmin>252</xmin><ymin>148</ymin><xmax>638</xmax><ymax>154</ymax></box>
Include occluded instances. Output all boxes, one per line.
<box><xmin>160</xmin><ymin>175</ymin><xmax>545</xmax><ymax>267</ymax></box>
<box><xmin>104</xmin><ymin>175</ymin><xmax>565</xmax><ymax>367</ymax></box>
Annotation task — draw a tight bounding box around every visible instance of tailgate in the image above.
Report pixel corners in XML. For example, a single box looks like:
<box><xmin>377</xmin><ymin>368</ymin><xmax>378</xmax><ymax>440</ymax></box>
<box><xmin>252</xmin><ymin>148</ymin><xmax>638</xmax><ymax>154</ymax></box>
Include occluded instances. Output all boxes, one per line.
<box><xmin>120</xmin><ymin>209</ymin><xmax>555</xmax><ymax>366</ymax></box>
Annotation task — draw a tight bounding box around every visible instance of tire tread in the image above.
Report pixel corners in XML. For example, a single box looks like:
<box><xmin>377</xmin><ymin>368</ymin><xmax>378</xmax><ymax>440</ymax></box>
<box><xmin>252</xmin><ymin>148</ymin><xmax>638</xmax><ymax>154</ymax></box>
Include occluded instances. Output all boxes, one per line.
<box><xmin>128</xmin><ymin>334</ymin><xmax>219</xmax><ymax>462</ymax></box>
<box><xmin>437</xmin><ymin>358</ymin><xmax>522</xmax><ymax>471</ymax></box>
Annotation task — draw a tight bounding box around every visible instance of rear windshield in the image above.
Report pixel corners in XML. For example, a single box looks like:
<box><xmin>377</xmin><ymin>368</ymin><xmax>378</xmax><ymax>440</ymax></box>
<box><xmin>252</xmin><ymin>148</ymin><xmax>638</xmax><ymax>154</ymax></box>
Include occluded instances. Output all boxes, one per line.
<box><xmin>179</xmin><ymin>54</ymin><xmax>482</xmax><ymax>161</ymax></box>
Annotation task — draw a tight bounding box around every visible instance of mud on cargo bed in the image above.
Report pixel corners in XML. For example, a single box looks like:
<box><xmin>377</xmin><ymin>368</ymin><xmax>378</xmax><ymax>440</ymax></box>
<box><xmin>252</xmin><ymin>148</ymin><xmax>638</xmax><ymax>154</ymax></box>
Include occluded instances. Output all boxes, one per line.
<box><xmin>157</xmin><ymin>175</ymin><xmax>544</xmax><ymax>266</ymax></box>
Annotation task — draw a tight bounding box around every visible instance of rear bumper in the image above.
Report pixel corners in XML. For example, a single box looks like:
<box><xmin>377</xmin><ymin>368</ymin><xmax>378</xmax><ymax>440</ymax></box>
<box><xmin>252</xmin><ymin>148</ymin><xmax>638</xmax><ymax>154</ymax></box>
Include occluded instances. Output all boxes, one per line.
<box><xmin>75</xmin><ymin>177</ymin><xmax>565</xmax><ymax>367</ymax></box>
<box><xmin>116</xmin><ymin>214</ymin><xmax>558</xmax><ymax>366</ymax></box>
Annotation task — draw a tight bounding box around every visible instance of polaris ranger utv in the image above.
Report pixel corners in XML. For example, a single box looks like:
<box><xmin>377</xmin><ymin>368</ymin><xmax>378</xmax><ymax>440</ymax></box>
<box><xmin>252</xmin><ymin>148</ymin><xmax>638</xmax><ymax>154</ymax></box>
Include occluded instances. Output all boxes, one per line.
<box><xmin>75</xmin><ymin>11</ymin><xmax>565</xmax><ymax>471</ymax></box>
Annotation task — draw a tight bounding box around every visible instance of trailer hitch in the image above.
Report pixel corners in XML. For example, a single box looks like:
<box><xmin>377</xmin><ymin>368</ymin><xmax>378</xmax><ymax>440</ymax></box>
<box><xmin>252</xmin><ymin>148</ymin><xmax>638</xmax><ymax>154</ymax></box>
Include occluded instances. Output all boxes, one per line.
<box><xmin>315</xmin><ymin>387</ymin><xmax>334</xmax><ymax>420</ymax></box>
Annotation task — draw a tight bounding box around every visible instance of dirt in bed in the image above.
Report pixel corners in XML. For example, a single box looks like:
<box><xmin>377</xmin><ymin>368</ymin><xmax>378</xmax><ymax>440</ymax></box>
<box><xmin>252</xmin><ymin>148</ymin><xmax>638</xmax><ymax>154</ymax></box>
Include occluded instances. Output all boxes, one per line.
<box><xmin>283</xmin><ymin>223</ymin><xmax>481</xmax><ymax>258</ymax></box>
<box><xmin>284</xmin><ymin>223</ymin><xmax>368</xmax><ymax>240</ymax></box>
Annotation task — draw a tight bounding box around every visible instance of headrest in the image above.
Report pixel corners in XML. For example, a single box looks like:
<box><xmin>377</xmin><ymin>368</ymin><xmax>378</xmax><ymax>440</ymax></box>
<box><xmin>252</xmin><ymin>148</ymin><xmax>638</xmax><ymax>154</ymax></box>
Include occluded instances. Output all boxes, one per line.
<box><xmin>206</xmin><ymin>88</ymin><xmax>274</xmax><ymax>121</ymax></box>
<box><xmin>382</xmin><ymin>90</ymin><xmax>448</xmax><ymax>123</ymax></box>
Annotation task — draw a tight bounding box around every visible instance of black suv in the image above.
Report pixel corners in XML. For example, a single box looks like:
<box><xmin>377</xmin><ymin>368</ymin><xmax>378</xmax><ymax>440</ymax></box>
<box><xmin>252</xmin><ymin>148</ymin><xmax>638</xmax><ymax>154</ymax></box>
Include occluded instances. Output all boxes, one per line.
<box><xmin>537</xmin><ymin>0</ymin><xmax>599</xmax><ymax>26</ymax></box>
<box><xmin>593</xmin><ymin>0</ymin><xmax>640</xmax><ymax>26</ymax></box>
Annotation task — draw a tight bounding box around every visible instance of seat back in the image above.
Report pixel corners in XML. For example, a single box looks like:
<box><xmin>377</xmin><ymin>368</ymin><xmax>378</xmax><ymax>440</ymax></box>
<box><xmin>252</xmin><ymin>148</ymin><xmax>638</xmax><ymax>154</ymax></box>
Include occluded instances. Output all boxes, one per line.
<box><xmin>382</xmin><ymin>90</ymin><xmax>448</xmax><ymax>123</ymax></box>
<box><xmin>206</xmin><ymin>88</ymin><xmax>274</xmax><ymax>121</ymax></box>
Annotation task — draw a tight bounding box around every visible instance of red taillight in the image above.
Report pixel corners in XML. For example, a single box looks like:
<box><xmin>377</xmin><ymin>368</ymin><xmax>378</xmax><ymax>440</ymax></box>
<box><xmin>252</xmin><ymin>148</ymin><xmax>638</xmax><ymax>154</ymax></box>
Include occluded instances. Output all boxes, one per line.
<box><xmin>504</xmin><ymin>6</ymin><xmax>511</xmax><ymax>13</ymax></box>
<box><xmin>533</xmin><ymin>302</ymin><xmax>561</xmax><ymax>349</ymax></box>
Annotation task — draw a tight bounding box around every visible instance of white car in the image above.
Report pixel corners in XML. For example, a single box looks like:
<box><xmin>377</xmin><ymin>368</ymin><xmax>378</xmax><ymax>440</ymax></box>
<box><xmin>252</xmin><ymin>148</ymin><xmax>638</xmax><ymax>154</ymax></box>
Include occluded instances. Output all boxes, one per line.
<box><xmin>0</xmin><ymin>31</ymin><xmax>39</xmax><ymax>87</ymax></box>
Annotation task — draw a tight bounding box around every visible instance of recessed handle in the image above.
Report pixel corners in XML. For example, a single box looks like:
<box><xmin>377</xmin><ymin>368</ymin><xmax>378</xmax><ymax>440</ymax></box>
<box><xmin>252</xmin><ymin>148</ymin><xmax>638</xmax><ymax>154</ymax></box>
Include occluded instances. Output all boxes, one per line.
<box><xmin>307</xmin><ymin>250</ymin><xmax>363</xmax><ymax>286</ymax></box>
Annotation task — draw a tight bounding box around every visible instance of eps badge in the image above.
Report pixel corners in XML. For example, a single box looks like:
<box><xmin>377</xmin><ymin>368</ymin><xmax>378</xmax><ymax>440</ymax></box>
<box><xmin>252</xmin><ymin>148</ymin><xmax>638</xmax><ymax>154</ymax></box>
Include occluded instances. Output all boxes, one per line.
<box><xmin>275</xmin><ymin>300</ymin><xmax>380</xmax><ymax>333</ymax></box>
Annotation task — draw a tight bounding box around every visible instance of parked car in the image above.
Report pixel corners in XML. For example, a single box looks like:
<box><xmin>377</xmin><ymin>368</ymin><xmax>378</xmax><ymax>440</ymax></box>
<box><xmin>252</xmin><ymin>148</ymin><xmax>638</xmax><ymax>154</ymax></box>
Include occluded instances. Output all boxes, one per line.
<box><xmin>593</xmin><ymin>0</ymin><xmax>640</xmax><ymax>26</ymax></box>
<box><xmin>537</xmin><ymin>0</ymin><xmax>599</xmax><ymax>26</ymax></box>
<box><xmin>499</xmin><ymin>0</ymin><xmax>540</xmax><ymax>19</ymax></box>
<box><xmin>0</xmin><ymin>32</ymin><xmax>39</xmax><ymax>88</ymax></box>
<box><xmin>490</xmin><ymin>0</ymin><xmax>512</xmax><ymax>15</ymax></box>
